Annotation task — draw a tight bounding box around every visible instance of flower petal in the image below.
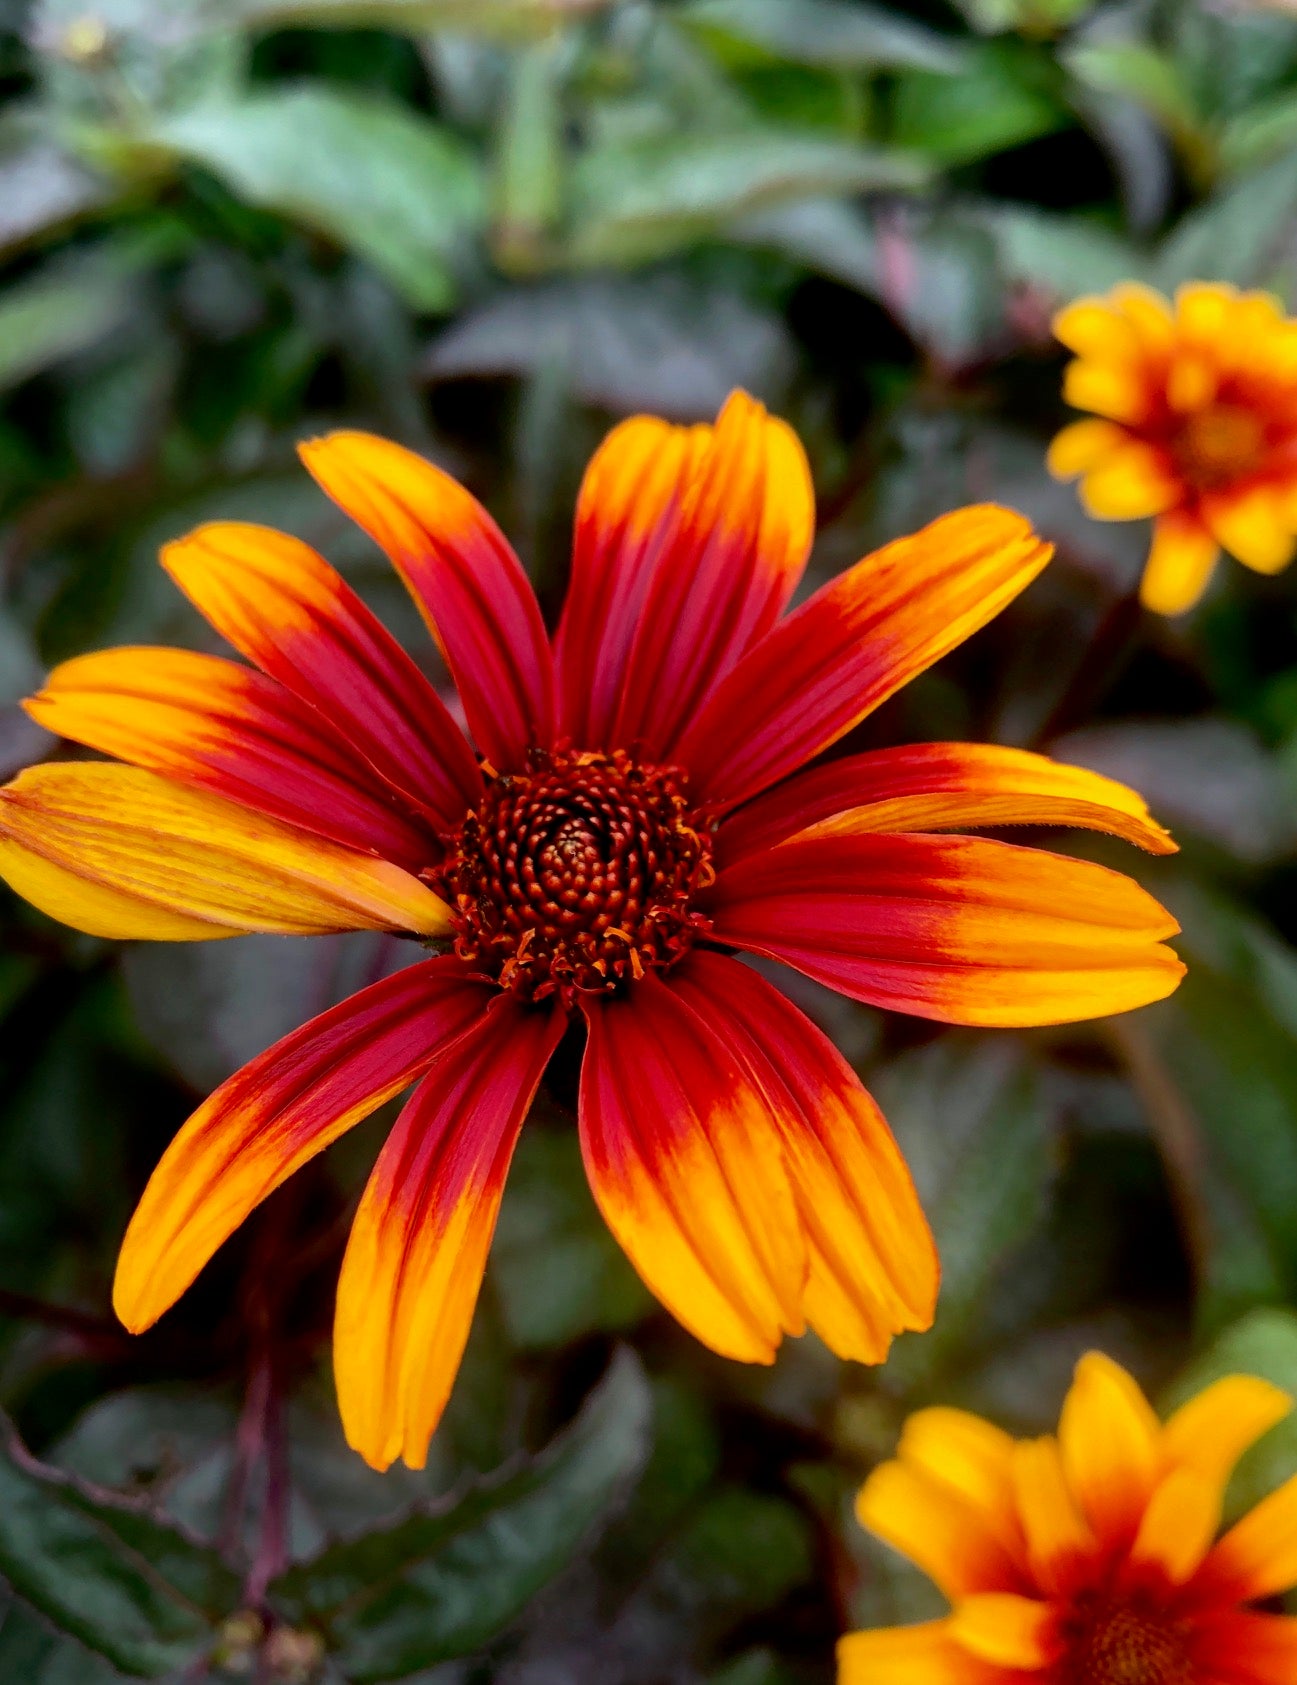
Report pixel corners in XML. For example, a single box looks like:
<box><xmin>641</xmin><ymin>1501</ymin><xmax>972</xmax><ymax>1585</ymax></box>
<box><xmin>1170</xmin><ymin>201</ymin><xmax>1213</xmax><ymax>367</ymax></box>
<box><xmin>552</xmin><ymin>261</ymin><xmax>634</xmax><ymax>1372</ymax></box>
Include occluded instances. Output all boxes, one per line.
<box><xmin>856</xmin><ymin>1460</ymin><xmax>1030</xmax><ymax>1601</ymax></box>
<box><xmin>1129</xmin><ymin>1466</ymin><xmax>1220</xmax><ymax>1585</ymax></box>
<box><xmin>666</xmin><ymin>950</ymin><xmax>937</xmax><ymax>1362</ymax></box>
<box><xmin>298</xmin><ymin>431</ymin><xmax>555</xmax><ymax>769</ymax></box>
<box><xmin>577</xmin><ymin>973</ymin><xmax>808</xmax><ymax>1365</ymax></box>
<box><xmin>1141</xmin><ymin>510</ymin><xmax>1219</xmax><ymax>616</ymax></box>
<box><xmin>1053</xmin><ymin>298</ymin><xmax>1142</xmax><ymax>362</ymax></box>
<box><xmin>676</xmin><ymin>505</ymin><xmax>1052</xmax><ymax>810</ymax></box>
<box><xmin>0</xmin><ymin>762</ymin><xmax>448</xmax><ymax>940</ymax></box>
<box><xmin>554</xmin><ymin>414</ymin><xmax>705</xmax><ymax>748</ymax></box>
<box><xmin>1011</xmin><ymin>1436</ymin><xmax>1094</xmax><ymax>1597</ymax></box>
<box><xmin>1061</xmin><ymin>358</ymin><xmax>1151</xmax><ymax>424</ymax></box>
<box><xmin>1057</xmin><ymin>1352</ymin><xmax>1162</xmax><ymax>1549</ymax></box>
<box><xmin>709</xmin><ymin>833</ymin><xmax>1185</xmax><ymax>1028</ymax></box>
<box><xmin>1204</xmin><ymin>485</ymin><xmax>1297</xmax><ymax>576</ymax></box>
<box><xmin>1162</xmin><ymin>1376</ymin><xmax>1292</xmax><ymax>1502</ymax></box>
<box><xmin>896</xmin><ymin>1409</ymin><xmax>1025</xmax><ymax>1560</ymax></box>
<box><xmin>716</xmin><ymin>743</ymin><xmax>1176</xmax><ymax>867</ymax></box>
<box><xmin>556</xmin><ymin>391</ymin><xmax>814</xmax><ymax>757</ymax></box>
<box><xmin>24</xmin><ymin>646</ymin><xmax>436</xmax><ymax>873</ymax></box>
<box><xmin>1176</xmin><ymin>281</ymin><xmax>1237</xmax><ymax>345</ymax></box>
<box><xmin>1078</xmin><ymin>438</ymin><xmax>1179</xmax><ymax>520</ymax></box>
<box><xmin>1192</xmin><ymin>1612</ymin><xmax>1297</xmax><ymax>1685</ymax></box>
<box><xmin>838</xmin><ymin>1622</ymin><xmax>1018</xmax><ymax>1685</ymax></box>
<box><xmin>1165</xmin><ymin>352</ymin><xmax>1218</xmax><ymax>413</ymax></box>
<box><xmin>948</xmin><ymin>1595</ymin><xmax>1053</xmax><ymax>1669</ymax></box>
<box><xmin>161</xmin><ymin>521</ymin><xmax>481</xmax><ymax>830</ymax></box>
<box><xmin>334</xmin><ymin>993</ymin><xmax>563</xmax><ymax>1471</ymax></box>
<box><xmin>114</xmin><ymin>956</ymin><xmax>489</xmax><ymax>1334</ymax></box>
<box><xmin>1046</xmin><ymin>417</ymin><xmax>1129</xmax><ymax>480</ymax></box>
<box><xmin>1196</xmin><ymin>1471</ymin><xmax>1297</xmax><ymax>1604</ymax></box>
<box><xmin>1112</xmin><ymin>282</ymin><xmax>1177</xmax><ymax>358</ymax></box>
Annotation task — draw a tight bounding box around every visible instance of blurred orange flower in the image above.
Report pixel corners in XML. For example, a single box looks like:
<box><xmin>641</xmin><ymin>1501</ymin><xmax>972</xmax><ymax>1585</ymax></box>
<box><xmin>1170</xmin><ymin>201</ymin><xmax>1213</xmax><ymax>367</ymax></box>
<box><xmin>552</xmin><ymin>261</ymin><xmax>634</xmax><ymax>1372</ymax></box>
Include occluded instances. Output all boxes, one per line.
<box><xmin>0</xmin><ymin>394</ymin><xmax>1184</xmax><ymax>1470</ymax></box>
<box><xmin>841</xmin><ymin>1351</ymin><xmax>1297</xmax><ymax>1685</ymax></box>
<box><xmin>1048</xmin><ymin>281</ymin><xmax>1297</xmax><ymax>615</ymax></box>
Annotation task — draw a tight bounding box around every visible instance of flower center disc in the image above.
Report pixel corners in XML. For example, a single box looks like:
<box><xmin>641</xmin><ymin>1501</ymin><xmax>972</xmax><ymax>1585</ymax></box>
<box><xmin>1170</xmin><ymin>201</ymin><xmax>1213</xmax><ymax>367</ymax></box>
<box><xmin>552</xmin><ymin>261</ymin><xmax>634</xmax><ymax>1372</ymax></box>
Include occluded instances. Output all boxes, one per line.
<box><xmin>1175</xmin><ymin>402</ymin><xmax>1266</xmax><ymax>488</ymax></box>
<box><xmin>433</xmin><ymin>748</ymin><xmax>715</xmax><ymax>1005</ymax></box>
<box><xmin>1059</xmin><ymin>1595</ymin><xmax>1188</xmax><ymax>1685</ymax></box>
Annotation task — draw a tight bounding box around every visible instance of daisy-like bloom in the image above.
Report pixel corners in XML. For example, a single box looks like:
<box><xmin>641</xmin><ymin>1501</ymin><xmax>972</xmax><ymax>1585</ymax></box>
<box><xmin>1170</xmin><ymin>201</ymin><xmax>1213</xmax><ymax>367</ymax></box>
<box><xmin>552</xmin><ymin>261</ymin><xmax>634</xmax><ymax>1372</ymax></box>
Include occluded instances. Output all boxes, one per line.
<box><xmin>841</xmin><ymin>1352</ymin><xmax>1297</xmax><ymax>1685</ymax></box>
<box><xmin>0</xmin><ymin>394</ymin><xmax>1184</xmax><ymax>1470</ymax></box>
<box><xmin>1048</xmin><ymin>281</ymin><xmax>1297</xmax><ymax>616</ymax></box>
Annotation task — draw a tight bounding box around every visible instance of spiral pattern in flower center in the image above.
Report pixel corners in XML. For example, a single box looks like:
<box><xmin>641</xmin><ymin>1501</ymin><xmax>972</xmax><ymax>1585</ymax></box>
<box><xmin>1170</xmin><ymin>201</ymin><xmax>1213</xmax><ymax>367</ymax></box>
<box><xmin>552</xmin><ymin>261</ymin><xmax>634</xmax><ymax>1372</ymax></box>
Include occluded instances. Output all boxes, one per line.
<box><xmin>433</xmin><ymin>748</ymin><xmax>715</xmax><ymax>1005</ymax></box>
<box><xmin>1059</xmin><ymin>1594</ymin><xmax>1188</xmax><ymax>1685</ymax></box>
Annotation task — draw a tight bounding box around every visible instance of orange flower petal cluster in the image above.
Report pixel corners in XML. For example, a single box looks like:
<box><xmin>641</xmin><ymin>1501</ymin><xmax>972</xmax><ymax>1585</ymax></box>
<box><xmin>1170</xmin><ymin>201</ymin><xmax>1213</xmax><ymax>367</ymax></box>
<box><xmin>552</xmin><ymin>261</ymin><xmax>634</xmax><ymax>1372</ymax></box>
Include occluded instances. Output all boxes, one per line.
<box><xmin>841</xmin><ymin>1352</ymin><xmax>1297</xmax><ymax>1685</ymax></box>
<box><xmin>0</xmin><ymin>392</ymin><xmax>1185</xmax><ymax>1469</ymax></box>
<box><xmin>1048</xmin><ymin>281</ymin><xmax>1297</xmax><ymax>615</ymax></box>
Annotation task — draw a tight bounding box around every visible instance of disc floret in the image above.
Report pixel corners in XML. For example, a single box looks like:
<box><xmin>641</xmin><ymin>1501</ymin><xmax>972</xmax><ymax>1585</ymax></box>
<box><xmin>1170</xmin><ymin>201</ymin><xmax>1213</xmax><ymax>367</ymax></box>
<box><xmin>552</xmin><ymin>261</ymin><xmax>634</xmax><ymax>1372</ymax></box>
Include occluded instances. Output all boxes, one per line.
<box><xmin>1172</xmin><ymin>402</ymin><xmax>1268</xmax><ymax>489</ymax></box>
<box><xmin>434</xmin><ymin>748</ymin><xmax>715</xmax><ymax>1005</ymax></box>
<box><xmin>1057</xmin><ymin>1589</ymin><xmax>1188</xmax><ymax>1685</ymax></box>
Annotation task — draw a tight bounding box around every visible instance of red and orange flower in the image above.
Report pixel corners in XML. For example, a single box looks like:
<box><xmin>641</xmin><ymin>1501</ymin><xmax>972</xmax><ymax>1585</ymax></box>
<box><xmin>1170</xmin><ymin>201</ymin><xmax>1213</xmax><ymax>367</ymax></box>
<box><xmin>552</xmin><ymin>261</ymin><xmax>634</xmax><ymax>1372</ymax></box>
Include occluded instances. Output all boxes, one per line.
<box><xmin>0</xmin><ymin>393</ymin><xmax>1184</xmax><ymax>1469</ymax></box>
<box><xmin>842</xmin><ymin>1351</ymin><xmax>1297</xmax><ymax>1685</ymax></box>
<box><xmin>1048</xmin><ymin>281</ymin><xmax>1297</xmax><ymax>616</ymax></box>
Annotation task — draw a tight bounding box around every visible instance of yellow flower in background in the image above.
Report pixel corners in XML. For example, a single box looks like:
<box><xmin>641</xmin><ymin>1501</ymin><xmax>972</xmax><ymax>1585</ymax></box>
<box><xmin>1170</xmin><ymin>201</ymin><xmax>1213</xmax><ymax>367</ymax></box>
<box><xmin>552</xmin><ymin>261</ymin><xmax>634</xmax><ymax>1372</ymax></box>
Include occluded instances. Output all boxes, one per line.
<box><xmin>1048</xmin><ymin>282</ymin><xmax>1297</xmax><ymax>616</ymax></box>
<box><xmin>840</xmin><ymin>1352</ymin><xmax>1297</xmax><ymax>1685</ymax></box>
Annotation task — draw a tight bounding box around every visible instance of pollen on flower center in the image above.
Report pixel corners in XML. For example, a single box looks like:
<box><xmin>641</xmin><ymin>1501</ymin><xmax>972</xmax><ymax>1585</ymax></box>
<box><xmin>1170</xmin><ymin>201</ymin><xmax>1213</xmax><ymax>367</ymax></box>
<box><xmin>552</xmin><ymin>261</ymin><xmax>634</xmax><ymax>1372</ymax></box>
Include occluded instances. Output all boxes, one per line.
<box><xmin>431</xmin><ymin>747</ymin><xmax>716</xmax><ymax>1005</ymax></box>
<box><xmin>1057</xmin><ymin>1593</ymin><xmax>1188</xmax><ymax>1685</ymax></box>
<box><xmin>1174</xmin><ymin>402</ymin><xmax>1267</xmax><ymax>488</ymax></box>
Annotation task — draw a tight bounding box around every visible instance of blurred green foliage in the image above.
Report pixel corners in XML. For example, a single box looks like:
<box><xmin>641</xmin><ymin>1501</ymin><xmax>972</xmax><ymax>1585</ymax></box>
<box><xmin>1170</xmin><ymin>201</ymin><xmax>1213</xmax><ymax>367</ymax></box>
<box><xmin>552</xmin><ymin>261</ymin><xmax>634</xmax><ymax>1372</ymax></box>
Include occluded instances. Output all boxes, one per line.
<box><xmin>3</xmin><ymin>0</ymin><xmax>1297</xmax><ymax>1679</ymax></box>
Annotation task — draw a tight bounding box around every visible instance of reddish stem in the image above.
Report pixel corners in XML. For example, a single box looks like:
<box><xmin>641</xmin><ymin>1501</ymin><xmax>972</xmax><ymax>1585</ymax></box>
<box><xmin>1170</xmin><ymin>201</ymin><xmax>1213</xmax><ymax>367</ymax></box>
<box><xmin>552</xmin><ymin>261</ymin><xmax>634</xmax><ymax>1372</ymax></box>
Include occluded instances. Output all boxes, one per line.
<box><xmin>245</xmin><ymin>1355</ymin><xmax>290</xmax><ymax>1606</ymax></box>
<box><xmin>0</xmin><ymin>1286</ymin><xmax>124</xmax><ymax>1344</ymax></box>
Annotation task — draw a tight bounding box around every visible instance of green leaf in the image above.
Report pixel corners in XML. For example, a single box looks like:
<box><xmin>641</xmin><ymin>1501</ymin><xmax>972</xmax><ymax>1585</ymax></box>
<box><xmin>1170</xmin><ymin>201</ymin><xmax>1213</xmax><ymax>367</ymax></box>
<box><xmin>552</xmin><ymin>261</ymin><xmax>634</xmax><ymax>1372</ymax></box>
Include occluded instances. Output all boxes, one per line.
<box><xmin>733</xmin><ymin>62</ymin><xmax>872</xmax><ymax>134</ymax></box>
<box><xmin>954</xmin><ymin>0</ymin><xmax>1094</xmax><ymax>30</ymax></box>
<box><xmin>1219</xmin><ymin>88</ymin><xmax>1297</xmax><ymax>177</ymax></box>
<box><xmin>567</xmin><ymin>129</ymin><xmax>926</xmax><ymax>266</ymax></box>
<box><xmin>1167</xmin><ymin>3</ymin><xmax>1297</xmax><ymax>128</ymax></box>
<box><xmin>1065</xmin><ymin>42</ymin><xmax>1202</xmax><ymax>142</ymax></box>
<box><xmin>663</xmin><ymin>1488</ymin><xmax>812</xmax><ymax>1619</ymax></box>
<box><xmin>0</xmin><ymin>1413</ymin><xmax>238</xmax><ymax>1678</ymax></box>
<box><xmin>593</xmin><ymin>1482</ymin><xmax>812</xmax><ymax>1668</ymax></box>
<box><xmin>0</xmin><ymin>260</ymin><xmax>132</xmax><ymax>392</ymax></box>
<box><xmin>1166</xmin><ymin>1308</ymin><xmax>1297</xmax><ymax>1518</ymax></box>
<box><xmin>985</xmin><ymin>205</ymin><xmax>1150</xmax><ymax>299</ymax></box>
<box><xmin>710</xmin><ymin>1650</ymin><xmax>795</xmax><ymax>1685</ymax></box>
<box><xmin>1055</xmin><ymin>718</ymin><xmax>1297</xmax><ymax>865</ymax></box>
<box><xmin>52</xmin><ymin>1384</ymin><xmax>435</xmax><ymax>1565</ymax></box>
<box><xmin>1111</xmin><ymin>887</ymin><xmax>1297</xmax><ymax>1332</ymax></box>
<box><xmin>426</xmin><ymin>272</ymin><xmax>794</xmax><ymax>423</ymax></box>
<box><xmin>491</xmin><ymin>1125</ymin><xmax>653</xmax><ymax>1350</ymax></box>
<box><xmin>123</xmin><ymin>934</ymin><xmax>412</xmax><ymax>1093</ymax></box>
<box><xmin>874</xmin><ymin>1038</ymin><xmax>1056</xmax><ymax>1380</ymax></box>
<box><xmin>739</xmin><ymin>198</ymin><xmax>1148</xmax><ymax>351</ymax></box>
<box><xmin>889</xmin><ymin>39</ymin><xmax>1068</xmax><ymax>166</ymax></box>
<box><xmin>230</xmin><ymin>0</ymin><xmax>609</xmax><ymax>36</ymax></box>
<box><xmin>1157</xmin><ymin>149</ymin><xmax>1297</xmax><ymax>291</ymax></box>
<box><xmin>730</xmin><ymin>195</ymin><xmax>879</xmax><ymax>291</ymax></box>
<box><xmin>600</xmin><ymin>1378</ymin><xmax>720</xmax><ymax>1568</ymax></box>
<box><xmin>880</xmin><ymin>218</ymin><xmax>1004</xmax><ymax>367</ymax></box>
<box><xmin>0</xmin><ymin>219</ymin><xmax>191</xmax><ymax>394</ymax></box>
<box><xmin>270</xmin><ymin>1350</ymin><xmax>653</xmax><ymax>1681</ymax></box>
<box><xmin>0</xmin><ymin>128</ymin><xmax>114</xmax><ymax>256</ymax></box>
<box><xmin>0</xmin><ymin>1598</ymin><xmax>128</xmax><ymax>1685</ymax></box>
<box><xmin>0</xmin><ymin>975</ymin><xmax>154</xmax><ymax>1299</ymax></box>
<box><xmin>680</xmin><ymin>0</ymin><xmax>964</xmax><ymax>75</ymax></box>
<box><xmin>492</xmin><ymin>38</ymin><xmax>567</xmax><ymax>274</ymax></box>
<box><xmin>152</xmin><ymin>87</ymin><xmax>486</xmax><ymax>310</ymax></box>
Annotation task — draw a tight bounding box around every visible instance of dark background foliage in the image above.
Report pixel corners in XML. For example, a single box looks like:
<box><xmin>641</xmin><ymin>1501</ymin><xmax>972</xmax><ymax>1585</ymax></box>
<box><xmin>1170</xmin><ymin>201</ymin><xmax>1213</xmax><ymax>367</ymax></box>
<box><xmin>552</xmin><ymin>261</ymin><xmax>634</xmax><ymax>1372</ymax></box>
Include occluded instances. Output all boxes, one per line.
<box><xmin>3</xmin><ymin>0</ymin><xmax>1297</xmax><ymax>1678</ymax></box>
